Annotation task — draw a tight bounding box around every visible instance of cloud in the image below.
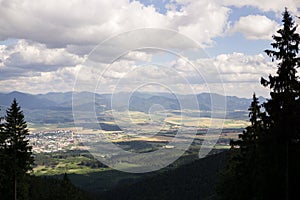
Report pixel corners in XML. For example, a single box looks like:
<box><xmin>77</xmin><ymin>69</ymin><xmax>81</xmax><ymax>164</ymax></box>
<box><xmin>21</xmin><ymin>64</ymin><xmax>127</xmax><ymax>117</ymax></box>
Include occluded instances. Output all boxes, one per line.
<box><xmin>211</xmin><ymin>52</ymin><xmax>276</xmax><ymax>97</ymax></box>
<box><xmin>123</xmin><ymin>50</ymin><xmax>153</xmax><ymax>62</ymax></box>
<box><xmin>231</xmin><ymin>15</ymin><xmax>279</xmax><ymax>40</ymax></box>
<box><xmin>0</xmin><ymin>65</ymin><xmax>82</xmax><ymax>94</ymax></box>
<box><xmin>0</xmin><ymin>50</ymin><xmax>277</xmax><ymax>97</ymax></box>
<box><xmin>0</xmin><ymin>0</ymin><xmax>230</xmax><ymax>48</ymax></box>
<box><xmin>166</xmin><ymin>0</ymin><xmax>231</xmax><ymax>46</ymax></box>
<box><xmin>0</xmin><ymin>40</ymin><xmax>84</xmax><ymax>79</ymax></box>
<box><xmin>0</xmin><ymin>0</ymin><xmax>288</xmax><ymax>97</ymax></box>
<box><xmin>172</xmin><ymin>52</ymin><xmax>277</xmax><ymax>97</ymax></box>
<box><xmin>223</xmin><ymin>0</ymin><xmax>300</xmax><ymax>14</ymax></box>
<box><xmin>214</xmin><ymin>52</ymin><xmax>276</xmax><ymax>80</ymax></box>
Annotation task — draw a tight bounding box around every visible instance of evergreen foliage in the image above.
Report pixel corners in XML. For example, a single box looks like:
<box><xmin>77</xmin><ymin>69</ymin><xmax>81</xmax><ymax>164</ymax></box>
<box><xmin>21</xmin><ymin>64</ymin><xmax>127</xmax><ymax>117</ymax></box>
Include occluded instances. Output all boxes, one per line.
<box><xmin>0</xmin><ymin>99</ymin><xmax>34</xmax><ymax>200</ymax></box>
<box><xmin>0</xmin><ymin>100</ymin><xmax>94</xmax><ymax>200</ymax></box>
<box><xmin>218</xmin><ymin>8</ymin><xmax>300</xmax><ymax>200</ymax></box>
<box><xmin>28</xmin><ymin>174</ymin><xmax>94</xmax><ymax>200</ymax></box>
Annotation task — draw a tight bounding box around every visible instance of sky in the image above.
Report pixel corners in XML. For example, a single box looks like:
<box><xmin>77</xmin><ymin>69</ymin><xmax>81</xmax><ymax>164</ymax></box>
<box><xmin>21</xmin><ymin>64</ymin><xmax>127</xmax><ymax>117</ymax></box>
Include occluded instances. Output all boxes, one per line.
<box><xmin>0</xmin><ymin>0</ymin><xmax>300</xmax><ymax>97</ymax></box>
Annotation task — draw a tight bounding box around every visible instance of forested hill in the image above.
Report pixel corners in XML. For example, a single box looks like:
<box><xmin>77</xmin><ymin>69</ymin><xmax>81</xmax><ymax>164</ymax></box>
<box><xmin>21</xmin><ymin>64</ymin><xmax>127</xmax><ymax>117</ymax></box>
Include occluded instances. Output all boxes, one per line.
<box><xmin>0</xmin><ymin>91</ymin><xmax>266</xmax><ymax>123</ymax></box>
<box><xmin>99</xmin><ymin>151</ymin><xmax>228</xmax><ymax>200</ymax></box>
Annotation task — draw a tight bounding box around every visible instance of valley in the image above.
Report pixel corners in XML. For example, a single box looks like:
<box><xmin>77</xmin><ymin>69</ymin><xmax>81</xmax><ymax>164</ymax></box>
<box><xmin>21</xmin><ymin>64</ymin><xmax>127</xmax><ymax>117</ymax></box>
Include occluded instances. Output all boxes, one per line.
<box><xmin>1</xmin><ymin>91</ymin><xmax>249</xmax><ymax>196</ymax></box>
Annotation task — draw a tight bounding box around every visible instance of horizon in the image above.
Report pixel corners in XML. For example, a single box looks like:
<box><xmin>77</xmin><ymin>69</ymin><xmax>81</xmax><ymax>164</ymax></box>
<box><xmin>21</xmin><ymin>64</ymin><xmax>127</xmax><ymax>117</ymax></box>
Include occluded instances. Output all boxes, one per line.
<box><xmin>0</xmin><ymin>90</ymin><xmax>268</xmax><ymax>99</ymax></box>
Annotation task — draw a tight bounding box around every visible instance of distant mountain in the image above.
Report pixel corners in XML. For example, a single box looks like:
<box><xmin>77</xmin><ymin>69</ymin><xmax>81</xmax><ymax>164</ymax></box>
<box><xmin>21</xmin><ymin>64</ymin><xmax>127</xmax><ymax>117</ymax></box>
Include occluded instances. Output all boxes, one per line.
<box><xmin>0</xmin><ymin>91</ymin><xmax>58</xmax><ymax>109</ymax></box>
<box><xmin>0</xmin><ymin>91</ymin><xmax>266</xmax><ymax>124</ymax></box>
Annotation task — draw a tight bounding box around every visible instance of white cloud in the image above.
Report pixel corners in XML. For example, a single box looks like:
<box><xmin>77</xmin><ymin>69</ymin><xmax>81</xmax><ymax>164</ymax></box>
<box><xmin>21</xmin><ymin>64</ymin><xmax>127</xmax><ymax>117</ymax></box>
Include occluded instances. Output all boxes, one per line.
<box><xmin>169</xmin><ymin>52</ymin><xmax>277</xmax><ymax>97</ymax></box>
<box><xmin>0</xmin><ymin>40</ymin><xmax>84</xmax><ymax>78</ymax></box>
<box><xmin>0</xmin><ymin>0</ymin><xmax>230</xmax><ymax>48</ymax></box>
<box><xmin>214</xmin><ymin>52</ymin><xmax>276</xmax><ymax>80</ymax></box>
<box><xmin>123</xmin><ymin>51</ymin><xmax>153</xmax><ymax>62</ymax></box>
<box><xmin>0</xmin><ymin>0</ymin><xmax>290</xmax><ymax>97</ymax></box>
<box><xmin>223</xmin><ymin>0</ymin><xmax>300</xmax><ymax>14</ymax></box>
<box><xmin>232</xmin><ymin>15</ymin><xmax>279</xmax><ymax>40</ymax></box>
<box><xmin>167</xmin><ymin>0</ymin><xmax>230</xmax><ymax>46</ymax></box>
<box><xmin>0</xmin><ymin>65</ymin><xmax>82</xmax><ymax>94</ymax></box>
<box><xmin>212</xmin><ymin>52</ymin><xmax>276</xmax><ymax>97</ymax></box>
<box><xmin>0</xmin><ymin>51</ymin><xmax>278</xmax><ymax>97</ymax></box>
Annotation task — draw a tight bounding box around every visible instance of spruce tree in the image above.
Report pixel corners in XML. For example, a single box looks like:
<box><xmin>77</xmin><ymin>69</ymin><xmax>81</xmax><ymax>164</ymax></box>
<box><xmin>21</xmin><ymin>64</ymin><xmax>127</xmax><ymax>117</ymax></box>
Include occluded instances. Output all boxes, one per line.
<box><xmin>0</xmin><ymin>108</ymin><xmax>7</xmax><ymax>194</ymax></box>
<box><xmin>261</xmin><ymin>8</ymin><xmax>300</xmax><ymax>199</ymax></box>
<box><xmin>1</xmin><ymin>99</ymin><xmax>34</xmax><ymax>200</ymax></box>
<box><xmin>219</xmin><ymin>9</ymin><xmax>300</xmax><ymax>199</ymax></box>
<box><xmin>218</xmin><ymin>94</ymin><xmax>262</xmax><ymax>200</ymax></box>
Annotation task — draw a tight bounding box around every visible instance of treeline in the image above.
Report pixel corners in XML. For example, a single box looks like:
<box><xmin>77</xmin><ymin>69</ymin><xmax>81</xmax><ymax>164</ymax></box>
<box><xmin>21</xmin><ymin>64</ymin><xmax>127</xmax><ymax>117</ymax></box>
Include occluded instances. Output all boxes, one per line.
<box><xmin>34</xmin><ymin>150</ymin><xmax>108</xmax><ymax>169</ymax></box>
<box><xmin>28</xmin><ymin>173</ymin><xmax>93</xmax><ymax>200</ymax></box>
<box><xmin>218</xmin><ymin>9</ymin><xmax>300</xmax><ymax>200</ymax></box>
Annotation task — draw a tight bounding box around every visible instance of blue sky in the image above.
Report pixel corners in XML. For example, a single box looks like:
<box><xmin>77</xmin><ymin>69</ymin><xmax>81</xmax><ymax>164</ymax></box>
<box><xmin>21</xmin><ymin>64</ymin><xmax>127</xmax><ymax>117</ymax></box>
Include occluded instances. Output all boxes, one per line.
<box><xmin>0</xmin><ymin>0</ymin><xmax>299</xmax><ymax>97</ymax></box>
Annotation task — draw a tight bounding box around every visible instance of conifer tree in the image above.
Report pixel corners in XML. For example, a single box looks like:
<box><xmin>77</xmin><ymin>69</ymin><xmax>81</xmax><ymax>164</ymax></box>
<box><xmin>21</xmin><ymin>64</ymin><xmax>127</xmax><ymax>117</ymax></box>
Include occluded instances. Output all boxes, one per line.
<box><xmin>261</xmin><ymin>8</ymin><xmax>300</xmax><ymax>199</ymax></box>
<box><xmin>0</xmin><ymin>99</ymin><xmax>34</xmax><ymax>200</ymax></box>
<box><xmin>218</xmin><ymin>94</ymin><xmax>262</xmax><ymax>200</ymax></box>
<box><xmin>0</xmin><ymin>107</ymin><xmax>7</xmax><ymax>193</ymax></box>
<box><xmin>219</xmin><ymin>9</ymin><xmax>300</xmax><ymax>199</ymax></box>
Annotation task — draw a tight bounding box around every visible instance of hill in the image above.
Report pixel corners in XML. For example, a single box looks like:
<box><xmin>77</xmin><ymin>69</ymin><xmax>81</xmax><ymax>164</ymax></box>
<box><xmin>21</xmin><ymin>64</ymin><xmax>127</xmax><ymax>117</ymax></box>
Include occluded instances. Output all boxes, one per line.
<box><xmin>98</xmin><ymin>151</ymin><xmax>228</xmax><ymax>200</ymax></box>
<box><xmin>28</xmin><ymin>174</ymin><xmax>94</xmax><ymax>200</ymax></box>
<box><xmin>0</xmin><ymin>91</ymin><xmax>266</xmax><ymax>124</ymax></box>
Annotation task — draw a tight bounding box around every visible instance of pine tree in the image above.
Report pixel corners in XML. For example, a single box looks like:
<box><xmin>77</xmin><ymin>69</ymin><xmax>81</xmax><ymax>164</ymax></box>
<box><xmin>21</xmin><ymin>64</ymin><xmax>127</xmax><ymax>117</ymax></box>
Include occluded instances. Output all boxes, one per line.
<box><xmin>219</xmin><ymin>9</ymin><xmax>300</xmax><ymax>199</ymax></box>
<box><xmin>60</xmin><ymin>173</ymin><xmax>84</xmax><ymax>200</ymax></box>
<box><xmin>218</xmin><ymin>94</ymin><xmax>263</xmax><ymax>200</ymax></box>
<box><xmin>1</xmin><ymin>99</ymin><xmax>34</xmax><ymax>200</ymax></box>
<box><xmin>260</xmin><ymin>8</ymin><xmax>300</xmax><ymax>199</ymax></box>
<box><xmin>0</xmin><ymin>107</ymin><xmax>7</xmax><ymax>193</ymax></box>
<box><xmin>231</xmin><ymin>94</ymin><xmax>262</xmax><ymax>151</ymax></box>
<box><xmin>262</xmin><ymin>8</ymin><xmax>300</xmax><ymax>143</ymax></box>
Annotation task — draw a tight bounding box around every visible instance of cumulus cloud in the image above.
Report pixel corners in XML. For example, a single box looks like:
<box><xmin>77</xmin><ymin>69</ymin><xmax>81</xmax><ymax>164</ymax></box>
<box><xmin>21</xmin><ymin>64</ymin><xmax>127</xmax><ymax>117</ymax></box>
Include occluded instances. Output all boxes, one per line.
<box><xmin>123</xmin><ymin>50</ymin><xmax>153</xmax><ymax>62</ymax></box>
<box><xmin>0</xmin><ymin>0</ymin><xmax>230</xmax><ymax>48</ymax></box>
<box><xmin>0</xmin><ymin>51</ymin><xmax>277</xmax><ymax>97</ymax></box>
<box><xmin>212</xmin><ymin>52</ymin><xmax>276</xmax><ymax>96</ymax></box>
<box><xmin>171</xmin><ymin>52</ymin><xmax>277</xmax><ymax>97</ymax></box>
<box><xmin>166</xmin><ymin>0</ymin><xmax>231</xmax><ymax>46</ymax></box>
<box><xmin>0</xmin><ymin>0</ymin><xmax>292</xmax><ymax>97</ymax></box>
<box><xmin>214</xmin><ymin>52</ymin><xmax>276</xmax><ymax>81</ymax></box>
<box><xmin>0</xmin><ymin>40</ymin><xmax>84</xmax><ymax>79</ymax></box>
<box><xmin>223</xmin><ymin>0</ymin><xmax>300</xmax><ymax>14</ymax></box>
<box><xmin>0</xmin><ymin>65</ymin><xmax>82</xmax><ymax>94</ymax></box>
<box><xmin>231</xmin><ymin>15</ymin><xmax>279</xmax><ymax>40</ymax></box>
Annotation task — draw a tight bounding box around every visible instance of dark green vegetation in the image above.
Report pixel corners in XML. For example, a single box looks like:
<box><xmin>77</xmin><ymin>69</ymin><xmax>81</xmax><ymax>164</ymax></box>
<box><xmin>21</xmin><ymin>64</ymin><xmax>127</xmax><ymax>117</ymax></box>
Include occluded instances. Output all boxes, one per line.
<box><xmin>0</xmin><ymin>100</ymin><xmax>93</xmax><ymax>200</ymax></box>
<box><xmin>33</xmin><ymin>150</ymin><xmax>108</xmax><ymax>175</ymax></box>
<box><xmin>31</xmin><ymin>139</ymin><xmax>227</xmax><ymax>194</ymax></box>
<box><xmin>218</xmin><ymin>9</ymin><xmax>300</xmax><ymax>200</ymax></box>
<box><xmin>28</xmin><ymin>173</ymin><xmax>93</xmax><ymax>200</ymax></box>
<box><xmin>99</xmin><ymin>151</ymin><xmax>227</xmax><ymax>200</ymax></box>
<box><xmin>0</xmin><ymin>99</ymin><xmax>34</xmax><ymax>200</ymax></box>
<box><xmin>32</xmin><ymin>149</ymin><xmax>227</xmax><ymax>199</ymax></box>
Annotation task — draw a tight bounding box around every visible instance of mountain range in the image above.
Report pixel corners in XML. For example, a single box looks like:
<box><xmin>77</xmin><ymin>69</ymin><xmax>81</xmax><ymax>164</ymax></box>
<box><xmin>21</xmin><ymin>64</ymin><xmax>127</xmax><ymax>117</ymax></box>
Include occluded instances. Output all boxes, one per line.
<box><xmin>0</xmin><ymin>91</ymin><xmax>266</xmax><ymax>124</ymax></box>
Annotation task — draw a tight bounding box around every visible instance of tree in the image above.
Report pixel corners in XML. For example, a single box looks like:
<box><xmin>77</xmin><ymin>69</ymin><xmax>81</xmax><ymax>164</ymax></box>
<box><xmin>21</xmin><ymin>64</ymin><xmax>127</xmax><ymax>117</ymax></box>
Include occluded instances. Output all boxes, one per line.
<box><xmin>218</xmin><ymin>94</ymin><xmax>263</xmax><ymax>200</ymax></box>
<box><xmin>60</xmin><ymin>173</ymin><xmax>84</xmax><ymax>200</ymax></box>
<box><xmin>0</xmin><ymin>107</ymin><xmax>7</xmax><ymax>193</ymax></box>
<box><xmin>261</xmin><ymin>8</ymin><xmax>300</xmax><ymax>200</ymax></box>
<box><xmin>218</xmin><ymin>8</ymin><xmax>300</xmax><ymax>200</ymax></box>
<box><xmin>0</xmin><ymin>99</ymin><xmax>34</xmax><ymax>200</ymax></box>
